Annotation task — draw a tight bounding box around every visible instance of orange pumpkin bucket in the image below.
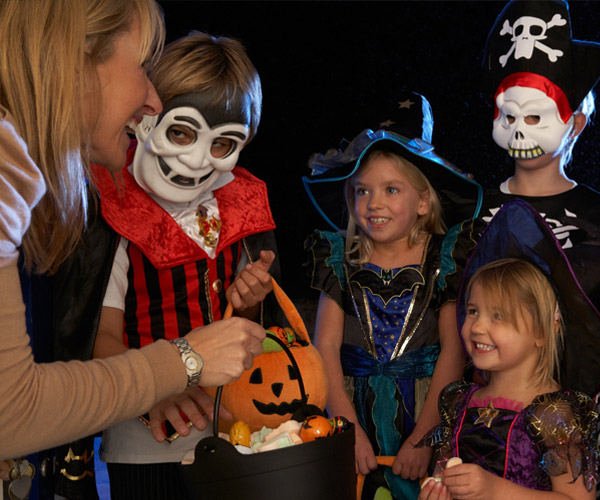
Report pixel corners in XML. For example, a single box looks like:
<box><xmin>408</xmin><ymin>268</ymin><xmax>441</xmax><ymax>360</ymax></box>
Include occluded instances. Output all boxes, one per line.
<box><xmin>211</xmin><ymin>278</ymin><xmax>328</xmax><ymax>432</ymax></box>
<box><xmin>179</xmin><ymin>279</ymin><xmax>356</xmax><ymax>500</ymax></box>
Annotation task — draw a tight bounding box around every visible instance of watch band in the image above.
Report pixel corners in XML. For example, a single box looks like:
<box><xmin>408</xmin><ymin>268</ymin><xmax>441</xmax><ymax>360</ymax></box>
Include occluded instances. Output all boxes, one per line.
<box><xmin>170</xmin><ymin>338</ymin><xmax>203</xmax><ymax>389</ymax></box>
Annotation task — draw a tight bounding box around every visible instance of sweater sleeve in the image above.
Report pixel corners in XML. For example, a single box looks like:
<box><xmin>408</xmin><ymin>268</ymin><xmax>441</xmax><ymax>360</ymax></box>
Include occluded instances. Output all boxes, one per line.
<box><xmin>0</xmin><ymin>112</ymin><xmax>187</xmax><ymax>459</ymax></box>
<box><xmin>0</xmin><ymin>111</ymin><xmax>45</xmax><ymax>265</ymax></box>
<box><xmin>0</xmin><ymin>261</ymin><xmax>187</xmax><ymax>459</ymax></box>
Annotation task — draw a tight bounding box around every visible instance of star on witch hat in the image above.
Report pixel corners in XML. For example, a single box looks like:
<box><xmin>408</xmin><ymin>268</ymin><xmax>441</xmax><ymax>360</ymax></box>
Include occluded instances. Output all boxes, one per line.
<box><xmin>457</xmin><ymin>199</ymin><xmax>600</xmax><ymax>397</ymax></box>
<box><xmin>302</xmin><ymin>91</ymin><xmax>482</xmax><ymax>232</ymax></box>
<box><xmin>482</xmin><ymin>0</ymin><xmax>600</xmax><ymax>121</ymax></box>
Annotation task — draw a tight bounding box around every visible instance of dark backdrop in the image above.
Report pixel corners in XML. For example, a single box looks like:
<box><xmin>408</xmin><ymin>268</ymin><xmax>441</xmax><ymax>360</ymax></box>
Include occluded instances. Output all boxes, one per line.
<box><xmin>158</xmin><ymin>0</ymin><xmax>600</xmax><ymax>304</ymax></box>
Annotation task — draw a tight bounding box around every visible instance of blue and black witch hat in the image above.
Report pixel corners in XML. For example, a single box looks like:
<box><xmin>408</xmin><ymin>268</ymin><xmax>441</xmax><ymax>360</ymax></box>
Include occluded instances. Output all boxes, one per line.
<box><xmin>302</xmin><ymin>91</ymin><xmax>483</xmax><ymax>232</ymax></box>
<box><xmin>458</xmin><ymin>199</ymin><xmax>600</xmax><ymax>397</ymax></box>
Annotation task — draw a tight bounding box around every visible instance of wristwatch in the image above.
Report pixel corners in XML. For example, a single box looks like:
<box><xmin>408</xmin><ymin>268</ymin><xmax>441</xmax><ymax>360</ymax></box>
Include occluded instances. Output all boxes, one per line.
<box><xmin>170</xmin><ymin>338</ymin><xmax>203</xmax><ymax>389</ymax></box>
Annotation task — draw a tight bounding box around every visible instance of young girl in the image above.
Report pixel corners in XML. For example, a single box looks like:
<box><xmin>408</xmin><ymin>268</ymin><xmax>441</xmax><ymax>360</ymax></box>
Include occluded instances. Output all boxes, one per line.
<box><xmin>420</xmin><ymin>202</ymin><xmax>599</xmax><ymax>500</ymax></box>
<box><xmin>305</xmin><ymin>96</ymin><xmax>482</xmax><ymax>500</ymax></box>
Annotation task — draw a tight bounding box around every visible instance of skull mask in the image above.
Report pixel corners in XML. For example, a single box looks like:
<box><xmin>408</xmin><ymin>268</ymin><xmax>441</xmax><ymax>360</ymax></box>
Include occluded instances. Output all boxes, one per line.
<box><xmin>492</xmin><ymin>86</ymin><xmax>573</xmax><ymax>159</ymax></box>
<box><xmin>132</xmin><ymin>92</ymin><xmax>251</xmax><ymax>203</ymax></box>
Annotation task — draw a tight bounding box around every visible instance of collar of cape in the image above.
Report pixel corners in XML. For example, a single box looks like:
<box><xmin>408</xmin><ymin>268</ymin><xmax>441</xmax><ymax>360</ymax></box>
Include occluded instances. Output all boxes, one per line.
<box><xmin>92</xmin><ymin>141</ymin><xmax>276</xmax><ymax>269</ymax></box>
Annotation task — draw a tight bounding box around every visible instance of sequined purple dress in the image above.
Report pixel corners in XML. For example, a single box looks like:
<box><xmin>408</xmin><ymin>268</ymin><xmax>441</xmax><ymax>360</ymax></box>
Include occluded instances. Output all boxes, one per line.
<box><xmin>425</xmin><ymin>381</ymin><xmax>599</xmax><ymax>492</ymax></box>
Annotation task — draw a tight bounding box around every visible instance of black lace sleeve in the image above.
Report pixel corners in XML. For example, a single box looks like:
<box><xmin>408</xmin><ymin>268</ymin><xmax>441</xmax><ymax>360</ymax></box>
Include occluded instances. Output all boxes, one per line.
<box><xmin>419</xmin><ymin>381</ymin><xmax>474</xmax><ymax>462</ymax></box>
<box><xmin>527</xmin><ymin>390</ymin><xmax>599</xmax><ymax>492</ymax></box>
<box><xmin>304</xmin><ymin>230</ymin><xmax>347</xmax><ymax>307</ymax></box>
<box><xmin>439</xmin><ymin>218</ymin><xmax>486</xmax><ymax>303</ymax></box>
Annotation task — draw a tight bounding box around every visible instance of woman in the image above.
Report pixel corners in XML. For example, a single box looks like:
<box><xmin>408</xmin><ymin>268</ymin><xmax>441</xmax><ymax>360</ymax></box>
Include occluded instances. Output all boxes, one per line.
<box><xmin>0</xmin><ymin>0</ymin><xmax>265</xmax><ymax>459</ymax></box>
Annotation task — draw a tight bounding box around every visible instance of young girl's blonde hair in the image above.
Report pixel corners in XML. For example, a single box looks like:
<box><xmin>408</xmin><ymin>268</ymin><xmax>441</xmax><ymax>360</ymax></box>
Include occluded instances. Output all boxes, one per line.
<box><xmin>150</xmin><ymin>31</ymin><xmax>262</xmax><ymax>143</ymax></box>
<box><xmin>0</xmin><ymin>0</ymin><xmax>164</xmax><ymax>274</ymax></box>
<box><xmin>344</xmin><ymin>149</ymin><xmax>444</xmax><ymax>264</ymax></box>
<box><xmin>465</xmin><ymin>258</ymin><xmax>564</xmax><ymax>388</ymax></box>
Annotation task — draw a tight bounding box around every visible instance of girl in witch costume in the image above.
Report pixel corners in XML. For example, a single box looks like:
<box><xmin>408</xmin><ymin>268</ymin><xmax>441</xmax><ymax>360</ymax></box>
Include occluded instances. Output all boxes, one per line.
<box><xmin>90</xmin><ymin>32</ymin><xmax>279</xmax><ymax>500</ymax></box>
<box><xmin>442</xmin><ymin>0</ymin><xmax>600</xmax><ymax>367</ymax></box>
<box><xmin>418</xmin><ymin>200</ymin><xmax>600</xmax><ymax>500</ymax></box>
<box><xmin>304</xmin><ymin>93</ymin><xmax>482</xmax><ymax>500</ymax></box>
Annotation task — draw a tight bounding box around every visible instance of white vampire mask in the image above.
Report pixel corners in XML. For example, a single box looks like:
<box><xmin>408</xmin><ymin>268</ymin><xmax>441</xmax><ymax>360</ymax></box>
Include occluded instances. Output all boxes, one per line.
<box><xmin>132</xmin><ymin>106</ymin><xmax>249</xmax><ymax>203</ymax></box>
<box><xmin>492</xmin><ymin>86</ymin><xmax>573</xmax><ymax>160</ymax></box>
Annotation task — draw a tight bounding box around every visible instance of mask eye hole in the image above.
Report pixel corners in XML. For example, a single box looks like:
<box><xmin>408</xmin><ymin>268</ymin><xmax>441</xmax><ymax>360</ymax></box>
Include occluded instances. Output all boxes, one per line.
<box><xmin>507</xmin><ymin>115</ymin><xmax>516</xmax><ymax>124</ymax></box>
<box><xmin>524</xmin><ymin>115</ymin><xmax>540</xmax><ymax>125</ymax></box>
<box><xmin>167</xmin><ymin>125</ymin><xmax>196</xmax><ymax>146</ymax></box>
<box><xmin>211</xmin><ymin>138</ymin><xmax>236</xmax><ymax>159</ymax></box>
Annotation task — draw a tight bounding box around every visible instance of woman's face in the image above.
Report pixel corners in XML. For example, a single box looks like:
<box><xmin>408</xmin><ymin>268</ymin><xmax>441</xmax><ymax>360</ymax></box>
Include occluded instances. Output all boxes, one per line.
<box><xmin>86</xmin><ymin>15</ymin><xmax>162</xmax><ymax>171</ymax></box>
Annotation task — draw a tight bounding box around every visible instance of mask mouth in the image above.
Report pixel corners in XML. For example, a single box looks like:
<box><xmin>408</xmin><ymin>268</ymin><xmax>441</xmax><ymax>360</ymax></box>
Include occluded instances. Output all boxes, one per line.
<box><xmin>508</xmin><ymin>146</ymin><xmax>545</xmax><ymax>159</ymax></box>
<box><xmin>158</xmin><ymin>157</ymin><xmax>213</xmax><ymax>187</ymax></box>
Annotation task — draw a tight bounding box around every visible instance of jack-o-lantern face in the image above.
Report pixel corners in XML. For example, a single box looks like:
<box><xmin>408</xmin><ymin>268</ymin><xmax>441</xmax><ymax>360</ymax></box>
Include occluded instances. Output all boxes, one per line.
<box><xmin>215</xmin><ymin>327</ymin><xmax>329</xmax><ymax>432</ymax></box>
<box><xmin>248</xmin><ymin>362</ymin><xmax>304</xmax><ymax>416</ymax></box>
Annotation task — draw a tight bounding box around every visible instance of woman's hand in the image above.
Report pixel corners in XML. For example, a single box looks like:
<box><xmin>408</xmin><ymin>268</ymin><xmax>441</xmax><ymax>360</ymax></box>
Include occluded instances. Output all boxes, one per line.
<box><xmin>148</xmin><ymin>386</ymin><xmax>233</xmax><ymax>443</ymax></box>
<box><xmin>184</xmin><ymin>317</ymin><xmax>265</xmax><ymax>387</ymax></box>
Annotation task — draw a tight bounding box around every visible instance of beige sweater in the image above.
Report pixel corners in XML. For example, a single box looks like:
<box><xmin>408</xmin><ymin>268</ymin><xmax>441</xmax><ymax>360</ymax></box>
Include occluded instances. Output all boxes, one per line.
<box><xmin>0</xmin><ymin>108</ymin><xmax>187</xmax><ymax>459</ymax></box>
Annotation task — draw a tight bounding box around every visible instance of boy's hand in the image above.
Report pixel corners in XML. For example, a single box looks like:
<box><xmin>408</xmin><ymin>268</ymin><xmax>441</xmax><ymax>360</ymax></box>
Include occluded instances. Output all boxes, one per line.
<box><xmin>227</xmin><ymin>250</ymin><xmax>275</xmax><ymax>311</ymax></box>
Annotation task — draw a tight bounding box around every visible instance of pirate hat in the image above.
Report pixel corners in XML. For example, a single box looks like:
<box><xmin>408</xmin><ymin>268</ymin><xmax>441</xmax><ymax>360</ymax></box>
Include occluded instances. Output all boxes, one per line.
<box><xmin>457</xmin><ymin>199</ymin><xmax>600</xmax><ymax>397</ymax></box>
<box><xmin>303</xmin><ymin>91</ymin><xmax>482</xmax><ymax>232</ymax></box>
<box><xmin>483</xmin><ymin>0</ymin><xmax>600</xmax><ymax>121</ymax></box>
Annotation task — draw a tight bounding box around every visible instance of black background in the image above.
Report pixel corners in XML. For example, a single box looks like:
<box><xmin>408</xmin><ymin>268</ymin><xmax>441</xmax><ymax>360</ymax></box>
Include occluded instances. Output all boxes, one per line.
<box><xmin>158</xmin><ymin>0</ymin><xmax>600</xmax><ymax>306</ymax></box>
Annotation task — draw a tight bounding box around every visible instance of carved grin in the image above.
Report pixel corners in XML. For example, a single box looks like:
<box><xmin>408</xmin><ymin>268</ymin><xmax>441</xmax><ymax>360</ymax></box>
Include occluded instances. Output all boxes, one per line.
<box><xmin>252</xmin><ymin>397</ymin><xmax>307</xmax><ymax>416</ymax></box>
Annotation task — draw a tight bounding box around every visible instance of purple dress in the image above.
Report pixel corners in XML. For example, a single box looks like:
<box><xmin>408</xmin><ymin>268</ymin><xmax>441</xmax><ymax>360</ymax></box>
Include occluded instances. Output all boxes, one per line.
<box><xmin>424</xmin><ymin>381</ymin><xmax>599</xmax><ymax>492</ymax></box>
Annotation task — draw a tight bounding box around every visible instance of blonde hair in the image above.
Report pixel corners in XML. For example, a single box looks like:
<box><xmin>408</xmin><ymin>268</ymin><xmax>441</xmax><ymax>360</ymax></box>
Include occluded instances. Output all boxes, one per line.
<box><xmin>150</xmin><ymin>31</ymin><xmax>262</xmax><ymax>143</ymax></box>
<box><xmin>465</xmin><ymin>258</ymin><xmax>564</xmax><ymax>388</ymax></box>
<box><xmin>0</xmin><ymin>0</ymin><xmax>164</xmax><ymax>274</ymax></box>
<box><xmin>344</xmin><ymin>149</ymin><xmax>445</xmax><ymax>264</ymax></box>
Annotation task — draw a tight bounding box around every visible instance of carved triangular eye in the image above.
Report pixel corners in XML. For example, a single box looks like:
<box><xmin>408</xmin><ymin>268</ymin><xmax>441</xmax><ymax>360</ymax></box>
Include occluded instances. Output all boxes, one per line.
<box><xmin>287</xmin><ymin>365</ymin><xmax>298</xmax><ymax>380</ymax></box>
<box><xmin>249</xmin><ymin>368</ymin><xmax>263</xmax><ymax>384</ymax></box>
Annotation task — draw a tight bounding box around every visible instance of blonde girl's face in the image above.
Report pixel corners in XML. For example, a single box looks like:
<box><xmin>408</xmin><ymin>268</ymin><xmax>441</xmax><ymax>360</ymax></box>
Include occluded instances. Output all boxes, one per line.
<box><xmin>461</xmin><ymin>281</ymin><xmax>544</xmax><ymax>382</ymax></box>
<box><xmin>353</xmin><ymin>156</ymin><xmax>428</xmax><ymax>247</ymax></box>
<box><xmin>85</xmin><ymin>15</ymin><xmax>162</xmax><ymax>171</ymax></box>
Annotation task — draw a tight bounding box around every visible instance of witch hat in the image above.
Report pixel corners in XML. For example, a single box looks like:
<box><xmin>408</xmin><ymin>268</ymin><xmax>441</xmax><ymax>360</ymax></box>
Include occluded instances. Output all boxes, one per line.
<box><xmin>458</xmin><ymin>199</ymin><xmax>600</xmax><ymax>397</ymax></box>
<box><xmin>303</xmin><ymin>91</ymin><xmax>482</xmax><ymax>232</ymax></box>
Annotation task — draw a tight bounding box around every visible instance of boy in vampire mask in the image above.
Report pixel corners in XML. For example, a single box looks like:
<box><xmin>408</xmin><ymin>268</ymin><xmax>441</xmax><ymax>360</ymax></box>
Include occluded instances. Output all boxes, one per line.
<box><xmin>90</xmin><ymin>31</ymin><xmax>279</xmax><ymax>500</ymax></box>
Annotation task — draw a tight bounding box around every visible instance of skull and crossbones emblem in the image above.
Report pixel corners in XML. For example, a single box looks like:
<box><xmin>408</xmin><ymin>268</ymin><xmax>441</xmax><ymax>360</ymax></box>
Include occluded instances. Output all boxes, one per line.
<box><xmin>498</xmin><ymin>13</ymin><xmax>566</xmax><ymax>67</ymax></box>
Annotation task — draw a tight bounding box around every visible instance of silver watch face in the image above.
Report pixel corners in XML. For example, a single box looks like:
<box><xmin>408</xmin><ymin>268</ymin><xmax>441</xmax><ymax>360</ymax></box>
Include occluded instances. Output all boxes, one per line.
<box><xmin>185</xmin><ymin>356</ymin><xmax>199</xmax><ymax>371</ymax></box>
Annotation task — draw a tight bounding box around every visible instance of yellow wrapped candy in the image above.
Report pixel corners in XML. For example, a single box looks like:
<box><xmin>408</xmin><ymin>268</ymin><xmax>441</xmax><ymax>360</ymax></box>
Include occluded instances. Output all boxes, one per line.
<box><xmin>229</xmin><ymin>421</ymin><xmax>251</xmax><ymax>447</ymax></box>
